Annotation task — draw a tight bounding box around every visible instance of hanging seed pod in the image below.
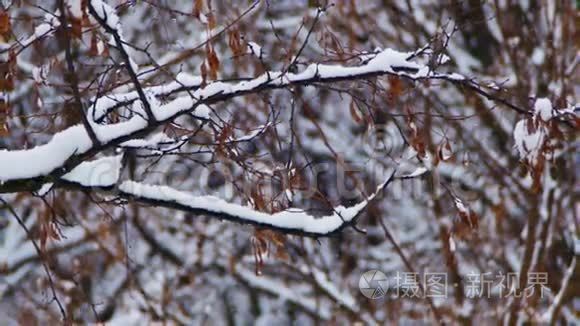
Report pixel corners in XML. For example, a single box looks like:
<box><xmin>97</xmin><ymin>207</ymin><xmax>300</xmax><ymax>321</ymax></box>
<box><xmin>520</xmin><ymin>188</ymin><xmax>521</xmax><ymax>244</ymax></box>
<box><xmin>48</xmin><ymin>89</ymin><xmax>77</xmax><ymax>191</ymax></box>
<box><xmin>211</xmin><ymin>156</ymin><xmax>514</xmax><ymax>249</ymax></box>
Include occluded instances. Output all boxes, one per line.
<box><xmin>0</xmin><ymin>98</ymin><xmax>10</xmax><ymax>136</ymax></box>
<box><xmin>0</xmin><ymin>10</ymin><xmax>11</xmax><ymax>42</ymax></box>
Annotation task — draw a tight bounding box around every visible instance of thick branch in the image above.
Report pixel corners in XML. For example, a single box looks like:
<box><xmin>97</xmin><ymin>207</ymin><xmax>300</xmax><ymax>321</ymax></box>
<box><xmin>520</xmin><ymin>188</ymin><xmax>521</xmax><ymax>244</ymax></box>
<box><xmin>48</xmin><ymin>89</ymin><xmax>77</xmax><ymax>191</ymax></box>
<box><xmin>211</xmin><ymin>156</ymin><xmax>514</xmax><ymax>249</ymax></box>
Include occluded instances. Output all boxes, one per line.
<box><xmin>49</xmin><ymin>160</ymin><xmax>397</xmax><ymax>237</ymax></box>
<box><xmin>115</xmin><ymin>172</ymin><xmax>394</xmax><ymax>237</ymax></box>
<box><xmin>0</xmin><ymin>44</ymin><xmax>572</xmax><ymax>193</ymax></box>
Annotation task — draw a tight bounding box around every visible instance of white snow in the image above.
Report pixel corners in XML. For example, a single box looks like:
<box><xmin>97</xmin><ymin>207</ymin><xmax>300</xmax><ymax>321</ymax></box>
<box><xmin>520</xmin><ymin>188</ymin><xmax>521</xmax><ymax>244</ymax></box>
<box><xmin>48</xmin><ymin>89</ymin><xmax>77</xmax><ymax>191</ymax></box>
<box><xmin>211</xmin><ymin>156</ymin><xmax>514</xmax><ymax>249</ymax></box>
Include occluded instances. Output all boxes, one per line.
<box><xmin>0</xmin><ymin>125</ymin><xmax>93</xmax><ymax>181</ymax></box>
<box><xmin>439</xmin><ymin>143</ymin><xmax>453</xmax><ymax>161</ymax></box>
<box><xmin>534</xmin><ymin>98</ymin><xmax>554</xmax><ymax>122</ymax></box>
<box><xmin>513</xmin><ymin>99</ymin><xmax>555</xmax><ymax>163</ymax></box>
<box><xmin>90</xmin><ymin>0</ymin><xmax>120</xmax><ymax>31</ymax></box>
<box><xmin>34</xmin><ymin>182</ymin><xmax>54</xmax><ymax>196</ymax></box>
<box><xmin>449</xmin><ymin>236</ymin><xmax>456</xmax><ymax>252</ymax></box>
<box><xmin>91</xmin><ymin>73</ymin><xmax>203</xmax><ymax>121</ymax></box>
<box><xmin>92</xmin><ymin>115</ymin><xmax>148</xmax><ymax>143</ymax></box>
<box><xmin>531</xmin><ymin>48</ymin><xmax>545</xmax><ymax>65</ymax></box>
<box><xmin>31</xmin><ymin>66</ymin><xmax>47</xmax><ymax>84</ymax></box>
<box><xmin>515</xmin><ymin>99</ymin><xmax>577</xmax><ymax>164</ymax></box>
<box><xmin>193</xmin><ymin>104</ymin><xmax>211</xmax><ymax>119</ymax></box>
<box><xmin>118</xmin><ymin>174</ymin><xmax>392</xmax><ymax>235</ymax></box>
<box><xmin>454</xmin><ymin>198</ymin><xmax>468</xmax><ymax>214</ymax></box>
<box><xmin>228</xmin><ymin>124</ymin><xmax>270</xmax><ymax>143</ymax></box>
<box><xmin>176</xmin><ymin>72</ymin><xmax>203</xmax><ymax>86</ymax></box>
<box><xmin>247</xmin><ymin>42</ymin><xmax>263</xmax><ymax>58</ymax></box>
<box><xmin>20</xmin><ymin>12</ymin><xmax>59</xmax><ymax>47</ymax></box>
<box><xmin>121</xmin><ymin>132</ymin><xmax>174</xmax><ymax>148</ymax></box>
<box><xmin>399</xmin><ymin>167</ymin><xmax>428</xmax><ymax>178</ymax></box>
<box><xmin>447</xmin><ymin>73</ymin><xmax>466</xmax><ymax>81</ymax></box>
<box><xmin>0</xmin><ymin>47</ymin><xmax>445</xmax><ymax>183</ymax></box>
<box><xmin>90</xmin><ymin>0</ymin><xmax>139</xmax><ymax>73</ymax></box>
<box><xmin>32</xmin><ymin>23</ymin><xmax>52</xmax><ymax>38</ymax></box>
<box><xmin>119</xmin><ymin>181</ymin><xmax>361</xmax><ymax>234</ymax></box>
<box><xmin>62</xmin><ymin>155</ymin><xmax>123</xmax><ymax>187</ymax></box>
<box><xmin>67</xmin><ymin>0</ymin><xmax>82</xmax><ymax>18</ymax></box>
<box><xmin>514</xmin><ymin>120</ymin><xmax>542</xmax><ymax>160</ymax></box>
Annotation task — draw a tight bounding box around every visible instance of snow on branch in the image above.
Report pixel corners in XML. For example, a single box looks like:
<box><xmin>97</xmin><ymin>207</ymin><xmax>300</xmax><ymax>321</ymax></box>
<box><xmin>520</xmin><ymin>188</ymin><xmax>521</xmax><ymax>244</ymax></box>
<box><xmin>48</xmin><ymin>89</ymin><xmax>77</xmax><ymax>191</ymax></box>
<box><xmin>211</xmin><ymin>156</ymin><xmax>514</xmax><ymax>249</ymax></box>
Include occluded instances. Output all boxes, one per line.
<box><xmin>61</xmin><ymin>155</ymin><xmax>123</xmax><ymax>188</ymax></box>
<box><xmin>0</xmin><ymin>125</ymin><xmax>94</xmax><ymax>181</ymax></box>
<box><xmin>89</xmin><ymin>0</ymin><xmax>121</xmax><ymax>32</ymax></box>
<box><xmin>19</xmin><ymin>13</ymin><xmax>59</xmax><ymax>48</ymax></box>
<box><xmin>0</xmin><ymin>46</ymin><xmax>424</xmax><ymax>188</ymax></box>
<box><xmin>0</xmin><ymin>104</ymin><xmax>209</xmax><ymax>188</ymax></box>
<box><xmin>88</xmin><ymin>0</ymin><xmax>154</xmax><ymax>122</ymax></box>
<box><xmin>513</xmin><ymin>98</ymin><xmax>565</xmax><ymax>164</ymax></box>
<box><xmin>1</xmin><ymin>43</ymin><xmax>558</xmax><ymax>192</ymax></box>
<box><xmin>119</xmin><ymin>132</ymin><xmax>180</xmax><ymax>149</ymax></box>
<box><xmin>116</xmin><ymin>171</ymin><xmax>395</xmax><ymax>237</ymax></box>
<box><xmin>91</xmin><ymin>72</ymin><xmax>203</xmax><ymax>122</ymax></box>
<box><xmin>42</xmin><ymin>153</ymin><xmax>396</xmax><ymax>236</ymax></box>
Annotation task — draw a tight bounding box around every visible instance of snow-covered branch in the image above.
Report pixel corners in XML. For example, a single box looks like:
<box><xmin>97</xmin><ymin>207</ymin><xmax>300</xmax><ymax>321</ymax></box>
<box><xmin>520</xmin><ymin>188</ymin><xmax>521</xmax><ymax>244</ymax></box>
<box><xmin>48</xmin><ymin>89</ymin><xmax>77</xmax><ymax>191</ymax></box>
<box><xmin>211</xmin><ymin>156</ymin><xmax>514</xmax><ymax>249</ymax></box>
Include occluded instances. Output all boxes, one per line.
<box><xmin>88</xmin><ymin>0</ymin><xmax>156</xmax><ymax>124</ymax></box>
<box><xmin>57</xmin><ymin>161</ymin><xmax>397</xmax><ymax>236</ymax></box>
<box><xmin>0</xmin><ymin>46</ymin><xmax>437</xmax><ymax>192</ymax></box>
<box><xmin>116</xmin><ymin>179</ymin><xmax>377</xmax><ymax>237</ymax></box>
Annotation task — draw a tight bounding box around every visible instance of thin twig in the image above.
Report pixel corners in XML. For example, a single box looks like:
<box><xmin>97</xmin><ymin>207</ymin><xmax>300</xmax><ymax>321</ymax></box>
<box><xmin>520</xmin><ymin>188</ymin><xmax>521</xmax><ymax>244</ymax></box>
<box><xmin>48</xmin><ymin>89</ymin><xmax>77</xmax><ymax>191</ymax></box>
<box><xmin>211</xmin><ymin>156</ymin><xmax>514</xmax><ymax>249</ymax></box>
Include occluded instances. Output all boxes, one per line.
<box><xmin>0</xmin><ymin>197</ymin><xmax>69</xmax><ymax>323</ymax></box>
<box><xmin>378</xmin><ymin>215</ymin><xmax>444</xmax><ymax>325</ymax></box>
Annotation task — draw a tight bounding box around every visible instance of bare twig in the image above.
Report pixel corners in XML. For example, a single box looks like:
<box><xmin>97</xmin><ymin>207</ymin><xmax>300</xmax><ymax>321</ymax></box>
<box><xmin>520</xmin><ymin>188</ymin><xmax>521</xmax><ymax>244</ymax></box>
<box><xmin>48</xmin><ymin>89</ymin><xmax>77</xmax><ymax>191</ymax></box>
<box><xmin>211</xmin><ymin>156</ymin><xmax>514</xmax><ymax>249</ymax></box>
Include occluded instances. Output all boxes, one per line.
<box><xmin>378</xmin><ymin>215</ymin><xmax>444</xmax><ymax>325</ymax></box>
<box><xmin>0</xmin><ymin>197</ymin><xmax>69</xmax><ymax>323</ymax></box>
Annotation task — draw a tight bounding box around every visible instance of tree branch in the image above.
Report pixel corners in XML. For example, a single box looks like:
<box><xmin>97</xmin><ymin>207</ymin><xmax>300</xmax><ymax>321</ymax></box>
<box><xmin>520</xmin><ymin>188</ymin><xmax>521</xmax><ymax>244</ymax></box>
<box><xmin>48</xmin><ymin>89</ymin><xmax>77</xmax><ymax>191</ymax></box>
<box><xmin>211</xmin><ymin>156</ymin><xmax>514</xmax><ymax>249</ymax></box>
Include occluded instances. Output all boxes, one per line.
<box><xmin>0</xmin><ymin>44</ymin><xmax>573</xmax><ymax>193</ymax></box>
<box><xmin>88</xmin><ymin>0</ymin><xmax>156</xmax><ymax>125</ymax></box>
<box><xmin>111</xmin><ymin>172</ymin><xmax>394</xmax><ymax>237</ymax></box>
<box><xmin>57</xmin><ymin>0</ymin><xmax>99</xmax><ymax>145</ymax></box>
<box><xmin>0</xmin><ymin>197</ymin><xmax>69</xmax><ymax>323</ymax></box>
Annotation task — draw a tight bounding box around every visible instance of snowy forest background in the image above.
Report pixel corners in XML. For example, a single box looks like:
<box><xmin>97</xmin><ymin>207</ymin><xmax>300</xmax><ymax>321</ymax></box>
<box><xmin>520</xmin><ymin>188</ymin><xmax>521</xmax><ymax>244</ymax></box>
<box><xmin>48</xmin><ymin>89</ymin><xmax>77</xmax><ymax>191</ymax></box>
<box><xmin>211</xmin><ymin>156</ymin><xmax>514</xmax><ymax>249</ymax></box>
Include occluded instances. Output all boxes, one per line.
<box><xmin>0</xmin><ymin>0</ymin><xmax>578</xmax><ymax>324</ymax></box>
